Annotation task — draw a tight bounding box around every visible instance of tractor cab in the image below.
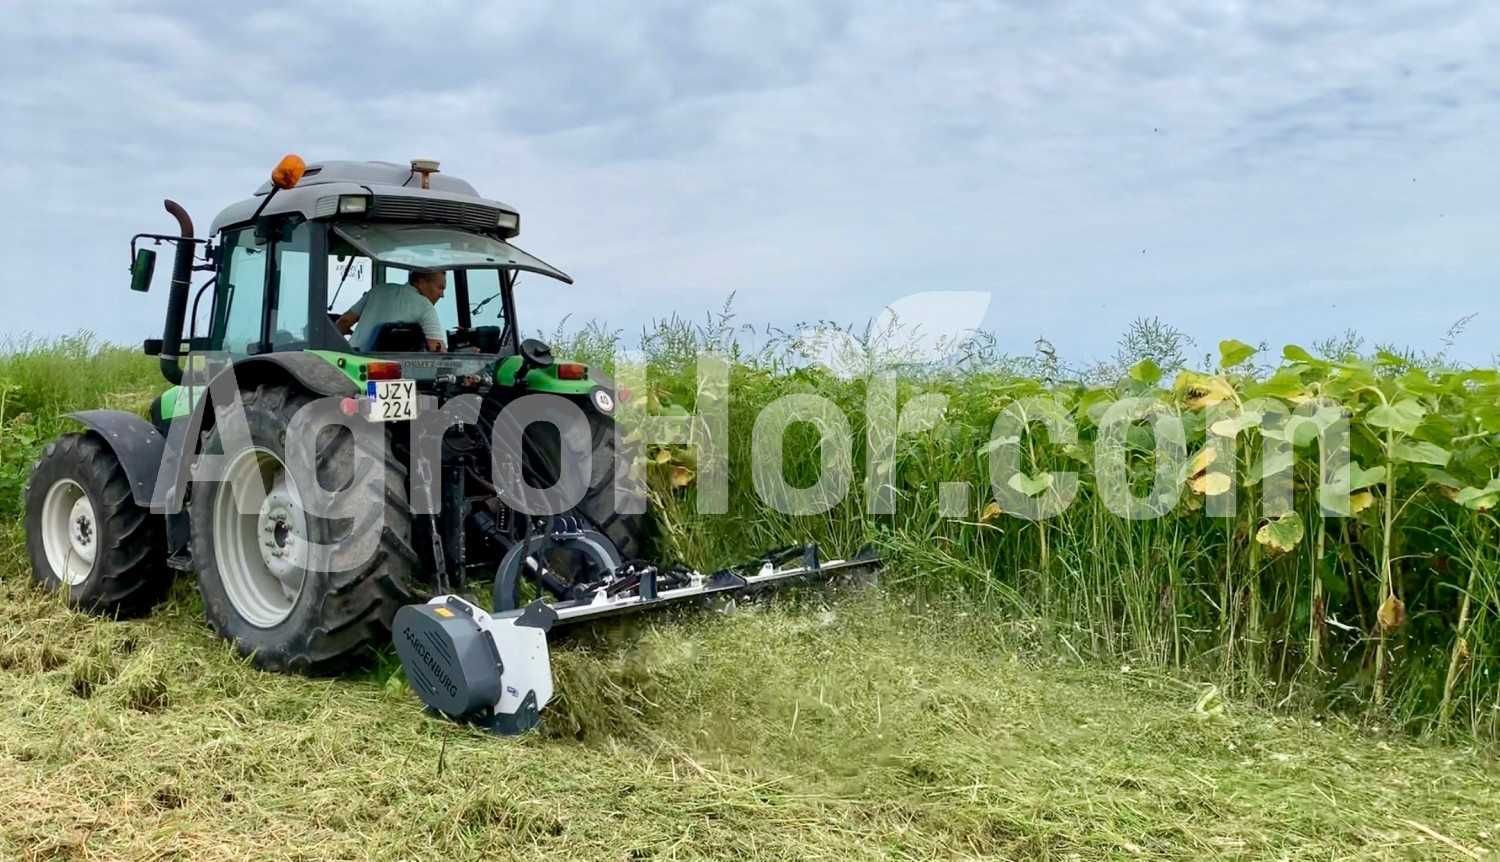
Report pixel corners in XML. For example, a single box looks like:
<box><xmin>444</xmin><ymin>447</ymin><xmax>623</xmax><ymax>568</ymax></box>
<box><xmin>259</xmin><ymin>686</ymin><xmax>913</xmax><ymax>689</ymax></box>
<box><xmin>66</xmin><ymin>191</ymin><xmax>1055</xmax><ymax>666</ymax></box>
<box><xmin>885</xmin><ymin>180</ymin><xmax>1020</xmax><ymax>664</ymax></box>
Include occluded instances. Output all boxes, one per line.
<box><xmin>131</xmin><ymin>156</ymin><xmax>575</xmax><ymax>386</ymax></box>
<box><xmin>200</xmin><ymin>158</ymin><xmax>571</xmax><ymax>362</ymax></box>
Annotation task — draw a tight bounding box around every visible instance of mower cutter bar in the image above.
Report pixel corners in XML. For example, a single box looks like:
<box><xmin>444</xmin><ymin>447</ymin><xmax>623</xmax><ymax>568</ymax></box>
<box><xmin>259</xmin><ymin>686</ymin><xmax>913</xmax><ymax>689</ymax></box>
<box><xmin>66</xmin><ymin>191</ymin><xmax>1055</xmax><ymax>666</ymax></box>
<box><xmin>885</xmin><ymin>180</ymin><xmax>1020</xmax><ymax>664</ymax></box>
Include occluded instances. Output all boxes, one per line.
<box><xmin>392</xmin><ymin>544</ymin><xmax>879</xmax><ymax>736</ymax></box>
<box><xmin>547</xmin><ymin>546</ymin><xmax>880</xmax><ymax>626</ymax></box>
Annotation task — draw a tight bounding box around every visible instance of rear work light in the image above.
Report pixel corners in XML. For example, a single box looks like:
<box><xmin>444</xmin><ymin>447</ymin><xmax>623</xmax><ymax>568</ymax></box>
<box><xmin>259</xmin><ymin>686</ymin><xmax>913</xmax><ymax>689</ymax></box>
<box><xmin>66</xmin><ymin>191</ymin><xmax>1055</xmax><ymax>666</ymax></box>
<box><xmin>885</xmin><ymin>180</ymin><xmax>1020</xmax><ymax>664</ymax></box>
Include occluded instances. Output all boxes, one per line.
<box><xmin>556</xmin><ymin>362</ymin><xmax>587</xmax><ymax>380</ymax></box>
<box><xmin>364</xmin><ymin>360</ymin><xmax>403</xmax><ymax>380</ymax></box>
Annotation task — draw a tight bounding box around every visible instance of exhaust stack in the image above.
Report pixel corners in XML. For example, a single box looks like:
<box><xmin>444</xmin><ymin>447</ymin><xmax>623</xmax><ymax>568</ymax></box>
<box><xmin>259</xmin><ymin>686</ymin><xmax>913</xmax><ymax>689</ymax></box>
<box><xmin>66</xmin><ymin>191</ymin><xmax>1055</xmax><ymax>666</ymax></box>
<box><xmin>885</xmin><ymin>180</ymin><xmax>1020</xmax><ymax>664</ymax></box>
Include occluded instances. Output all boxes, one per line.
<box><xmin>158</xmin><ymin>199</ymin><xmax>195</xmax><ymax>385</ymax></box>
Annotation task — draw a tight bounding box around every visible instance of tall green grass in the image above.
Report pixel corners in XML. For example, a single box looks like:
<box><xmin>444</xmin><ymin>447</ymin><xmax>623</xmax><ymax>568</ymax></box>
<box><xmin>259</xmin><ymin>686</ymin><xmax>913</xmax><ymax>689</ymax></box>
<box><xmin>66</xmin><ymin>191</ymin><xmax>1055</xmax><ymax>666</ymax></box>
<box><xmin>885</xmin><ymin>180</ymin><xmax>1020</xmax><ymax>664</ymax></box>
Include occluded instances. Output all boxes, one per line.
<box><xmin>560</xmin><ymin>315</ymin><xmax>1500</xmax><ymax>739</ymax></box>
<box><xmin>3</xmin><ymin>321</ymin><xmax>1497</xmax><ymax>740</ymax></box>
<box><xmin>0</xmin><ymin>334</ymin><xmax>157</xmax><ymax>518</ymax></box>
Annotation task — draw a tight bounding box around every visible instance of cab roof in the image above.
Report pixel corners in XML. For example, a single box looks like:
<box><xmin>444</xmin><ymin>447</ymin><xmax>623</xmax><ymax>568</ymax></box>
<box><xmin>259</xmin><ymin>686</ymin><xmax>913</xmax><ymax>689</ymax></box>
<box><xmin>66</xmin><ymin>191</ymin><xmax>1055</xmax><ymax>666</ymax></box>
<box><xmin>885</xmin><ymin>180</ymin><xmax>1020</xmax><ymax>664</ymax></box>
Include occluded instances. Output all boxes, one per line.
<box><xmin>209</xmin><ymin>160</ymin><xmax>520</xmax><ymax>236</ymax></box>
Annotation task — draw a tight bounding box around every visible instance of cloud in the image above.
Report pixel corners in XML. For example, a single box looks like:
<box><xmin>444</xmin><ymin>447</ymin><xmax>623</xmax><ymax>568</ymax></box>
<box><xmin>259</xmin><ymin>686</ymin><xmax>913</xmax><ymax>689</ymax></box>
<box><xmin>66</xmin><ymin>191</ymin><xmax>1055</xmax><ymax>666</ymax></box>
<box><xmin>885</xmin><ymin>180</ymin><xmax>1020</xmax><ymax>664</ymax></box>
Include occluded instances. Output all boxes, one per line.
<box><xmin>0</xmin><ymin>0</ymin><xmax>1495</xmax><ymax>363</ymax></box>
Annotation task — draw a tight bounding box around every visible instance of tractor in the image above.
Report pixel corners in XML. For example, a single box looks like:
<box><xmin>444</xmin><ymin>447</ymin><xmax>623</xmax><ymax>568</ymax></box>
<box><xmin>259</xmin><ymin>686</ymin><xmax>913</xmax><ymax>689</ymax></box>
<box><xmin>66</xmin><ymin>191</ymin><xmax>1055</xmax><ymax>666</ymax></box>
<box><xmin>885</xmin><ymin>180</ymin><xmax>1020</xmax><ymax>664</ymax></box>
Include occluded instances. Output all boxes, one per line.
<box><xmin>23</xmin><ymin>155</ymin><xmax>875</xmax><ymax>733</ymax></box>
<box><xmin>22</xmin><ymin>155</ymin><xmax>652</xmax><ymax>674</ymax></box>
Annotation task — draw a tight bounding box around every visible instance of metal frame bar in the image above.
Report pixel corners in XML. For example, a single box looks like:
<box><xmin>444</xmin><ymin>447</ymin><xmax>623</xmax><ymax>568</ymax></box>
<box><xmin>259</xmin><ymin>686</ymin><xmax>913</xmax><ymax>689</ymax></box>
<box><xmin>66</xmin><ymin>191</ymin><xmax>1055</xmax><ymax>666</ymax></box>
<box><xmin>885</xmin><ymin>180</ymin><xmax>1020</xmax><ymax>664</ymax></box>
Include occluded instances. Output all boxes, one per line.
<box><xmin>528</xmin><ymin>554</ymin><xmax>877</xmax><ymax>626</ymax></box>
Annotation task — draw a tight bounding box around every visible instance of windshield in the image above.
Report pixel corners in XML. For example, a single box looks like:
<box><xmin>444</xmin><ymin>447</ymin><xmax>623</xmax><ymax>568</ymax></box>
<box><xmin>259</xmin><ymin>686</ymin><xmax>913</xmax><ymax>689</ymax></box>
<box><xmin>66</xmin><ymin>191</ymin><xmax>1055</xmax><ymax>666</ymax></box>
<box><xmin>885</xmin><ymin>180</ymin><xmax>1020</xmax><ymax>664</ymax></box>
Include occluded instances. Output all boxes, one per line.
<box><xmin>333</xmin><ymin>223</ymin><xmax>573</xmax><ymax>283</ymax></box>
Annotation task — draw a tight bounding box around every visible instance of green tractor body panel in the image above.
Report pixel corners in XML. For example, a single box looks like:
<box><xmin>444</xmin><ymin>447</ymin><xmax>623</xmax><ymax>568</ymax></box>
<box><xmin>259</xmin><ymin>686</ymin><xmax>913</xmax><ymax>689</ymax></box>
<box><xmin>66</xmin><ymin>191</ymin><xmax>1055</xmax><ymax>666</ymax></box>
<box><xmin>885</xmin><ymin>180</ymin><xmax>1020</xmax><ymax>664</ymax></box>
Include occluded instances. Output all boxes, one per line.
<box><xmin>493</xmin><ymin>355</ymin><xmax>597</xmax><ymax>394</ymax></box>
<box><xmin>154</xmin><ymin>352</ymin><xmax>595</xmax><ymax>424</ymax></box>
<box><xmin>305</xmin><ymin>350</ymin><xmax>386</xmax><ymax>387</ymax></box>
<box><xmin>158</xmin><ymin>385</ymin><xmax>191</xmax><ymax>419</ymax></box>
<box><xmin>302</xmin><ymin>349</ymin><xmax>596</xmax><ymax>395</ymax></box>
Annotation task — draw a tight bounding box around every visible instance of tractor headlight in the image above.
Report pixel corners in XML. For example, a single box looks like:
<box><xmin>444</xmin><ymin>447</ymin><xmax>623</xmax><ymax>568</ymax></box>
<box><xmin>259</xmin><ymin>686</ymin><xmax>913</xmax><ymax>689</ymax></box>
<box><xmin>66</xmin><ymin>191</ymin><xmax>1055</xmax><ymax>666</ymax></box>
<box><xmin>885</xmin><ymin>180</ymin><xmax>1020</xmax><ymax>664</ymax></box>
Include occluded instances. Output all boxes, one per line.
<box><xmin>496</xmin><ymin>211</ymin><xmax>519</xmax><ymax>233</ymax></box>
<box><xmin>338</xmin><ymin>195</ymin><xmax>369</xmax><ymax>214</ymax></box>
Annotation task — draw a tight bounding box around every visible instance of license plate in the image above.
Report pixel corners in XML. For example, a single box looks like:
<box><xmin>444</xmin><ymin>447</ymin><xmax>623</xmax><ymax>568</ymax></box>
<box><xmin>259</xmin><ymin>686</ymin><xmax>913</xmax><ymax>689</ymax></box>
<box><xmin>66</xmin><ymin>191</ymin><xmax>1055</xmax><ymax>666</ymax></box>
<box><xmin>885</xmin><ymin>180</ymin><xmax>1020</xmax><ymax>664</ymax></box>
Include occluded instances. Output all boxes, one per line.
<box><xmin>367</xmin><ymin>379</ymin><xmax>417</xmax><ymax>422</ymax></box>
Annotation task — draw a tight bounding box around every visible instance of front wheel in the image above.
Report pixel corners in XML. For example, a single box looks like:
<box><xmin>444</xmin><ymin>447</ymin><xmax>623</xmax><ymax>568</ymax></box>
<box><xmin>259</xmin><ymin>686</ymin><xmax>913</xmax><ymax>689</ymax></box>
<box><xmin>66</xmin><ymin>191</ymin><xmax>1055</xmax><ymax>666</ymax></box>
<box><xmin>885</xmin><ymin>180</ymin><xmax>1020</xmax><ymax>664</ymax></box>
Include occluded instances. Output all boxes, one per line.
<box><xmin>23</xmin><ymin>433</ymin><xmax>169</xmax><ymax>615</ymax></box>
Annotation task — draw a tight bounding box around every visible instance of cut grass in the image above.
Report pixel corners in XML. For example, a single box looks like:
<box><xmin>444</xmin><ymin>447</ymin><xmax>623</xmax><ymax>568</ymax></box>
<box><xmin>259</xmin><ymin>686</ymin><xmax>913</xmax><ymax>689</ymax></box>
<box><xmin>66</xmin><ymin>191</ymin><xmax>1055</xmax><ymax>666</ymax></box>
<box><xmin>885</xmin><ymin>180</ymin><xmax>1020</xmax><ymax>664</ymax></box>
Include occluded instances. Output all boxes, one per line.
<box><xmin>0</xmin><ymin>527</ymin><xmax>1496</xmax><ymax>860</ymax></box>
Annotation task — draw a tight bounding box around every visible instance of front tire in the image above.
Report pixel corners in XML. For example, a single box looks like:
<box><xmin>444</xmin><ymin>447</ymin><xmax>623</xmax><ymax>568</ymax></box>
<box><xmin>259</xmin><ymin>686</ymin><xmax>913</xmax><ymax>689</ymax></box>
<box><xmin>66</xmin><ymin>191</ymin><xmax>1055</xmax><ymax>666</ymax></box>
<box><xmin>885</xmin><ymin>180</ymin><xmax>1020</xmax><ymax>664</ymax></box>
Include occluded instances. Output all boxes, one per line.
<box><xmin>23</xmin><ymin>433</ymin><xmax>169</xmax><ymax>615</ymax></box>
<box><xmin>190</xmin><ymin>383</ymin><xmax>419</xmax><ymax>674</ymax></box>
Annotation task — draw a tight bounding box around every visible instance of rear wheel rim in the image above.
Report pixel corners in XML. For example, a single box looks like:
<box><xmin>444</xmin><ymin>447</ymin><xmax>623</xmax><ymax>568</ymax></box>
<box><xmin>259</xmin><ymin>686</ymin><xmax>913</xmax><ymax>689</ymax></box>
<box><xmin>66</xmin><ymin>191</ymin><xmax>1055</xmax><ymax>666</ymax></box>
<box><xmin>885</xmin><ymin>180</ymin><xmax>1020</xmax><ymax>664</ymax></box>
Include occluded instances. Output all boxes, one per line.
<box><xmin>40</xmin><ymin>479</ymin><xmax>96</xmax><ymax>586</ymax></box>
<box><xmin>213</xmin><ymin>447</ymin><xmax>308</xmax><ymax>628</ymax></box>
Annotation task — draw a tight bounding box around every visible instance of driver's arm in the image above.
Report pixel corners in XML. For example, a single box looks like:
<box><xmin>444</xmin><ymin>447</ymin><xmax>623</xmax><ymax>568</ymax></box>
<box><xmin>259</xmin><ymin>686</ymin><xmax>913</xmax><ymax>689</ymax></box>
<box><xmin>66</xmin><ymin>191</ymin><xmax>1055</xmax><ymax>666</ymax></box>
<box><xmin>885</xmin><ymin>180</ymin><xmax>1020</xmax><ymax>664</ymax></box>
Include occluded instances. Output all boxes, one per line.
<box><xmin>418</xmin><ymin>302</ymin><xmax>446</xmax><ymax>353</ymax></box>
<box><xmin>334</xmin><ymin>292</ymin><xmax>369</xmax><ymax>336</ymax></box>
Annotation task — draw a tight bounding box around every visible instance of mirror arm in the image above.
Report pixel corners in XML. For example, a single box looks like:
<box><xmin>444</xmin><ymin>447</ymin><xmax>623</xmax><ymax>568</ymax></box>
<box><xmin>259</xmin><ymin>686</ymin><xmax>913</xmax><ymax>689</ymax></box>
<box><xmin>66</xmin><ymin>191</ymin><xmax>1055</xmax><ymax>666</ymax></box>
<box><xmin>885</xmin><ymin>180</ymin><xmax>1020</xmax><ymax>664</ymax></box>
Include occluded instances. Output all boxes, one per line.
<box><xmin>249</xmin><ymin>185</ymin><xmax>282</xmax><ymax>222</ymax></box>
<box><xmin>129</xmin><ymin>232</ymin><xmax>205</xmax><ymax>267</ymax></box>
<box><xmin>512</xmin><ymin>358</ymin><xmax>534</xmax><ymax>387</ymax></box>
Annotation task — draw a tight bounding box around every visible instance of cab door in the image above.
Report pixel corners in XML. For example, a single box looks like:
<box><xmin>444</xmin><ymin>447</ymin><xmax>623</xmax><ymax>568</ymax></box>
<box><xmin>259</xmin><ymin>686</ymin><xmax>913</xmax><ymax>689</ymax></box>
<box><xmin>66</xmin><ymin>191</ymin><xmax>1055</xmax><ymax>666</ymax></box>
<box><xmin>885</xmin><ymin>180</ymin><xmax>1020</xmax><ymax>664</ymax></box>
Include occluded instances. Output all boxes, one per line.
<box><xmin>210</xmin><ymin>219</ymin><xmax>320</xmax><ymax>354</ymax></box>
<box><xmin>210</xmin><ymin>227</ymin><xmax>269</xmax><ymax>354</ymax></box>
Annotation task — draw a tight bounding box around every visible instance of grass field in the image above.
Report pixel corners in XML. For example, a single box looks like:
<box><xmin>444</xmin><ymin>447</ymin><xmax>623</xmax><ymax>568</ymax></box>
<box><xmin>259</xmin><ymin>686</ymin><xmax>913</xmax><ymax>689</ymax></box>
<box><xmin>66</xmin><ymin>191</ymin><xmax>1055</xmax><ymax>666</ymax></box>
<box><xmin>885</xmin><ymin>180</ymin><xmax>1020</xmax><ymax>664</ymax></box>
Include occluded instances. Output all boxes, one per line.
<box><xmin>2</xmin><ymin>530</ymin><xmax>1497</xmax><ymax>860</ymax></box>
<box><xmin>3</xmin><ymin>331</ymin><xmax>1500</xmax><ymax>859</ymax></box>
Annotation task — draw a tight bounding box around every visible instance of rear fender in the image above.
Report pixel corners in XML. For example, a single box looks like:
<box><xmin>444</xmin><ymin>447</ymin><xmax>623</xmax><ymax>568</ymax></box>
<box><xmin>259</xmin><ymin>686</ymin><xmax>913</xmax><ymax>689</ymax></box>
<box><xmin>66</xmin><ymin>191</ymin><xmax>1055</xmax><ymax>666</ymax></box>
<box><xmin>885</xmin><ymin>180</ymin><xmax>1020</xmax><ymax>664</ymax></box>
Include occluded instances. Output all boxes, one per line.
<box><xmin>231</xmin><ymin>352</ymin><xmax>363</xmax><ymax>397</ymax></box>
<box><xmin>152</xmin><ymin>352</ymin><xmax>364</xmax><ymax>515</ymax></box>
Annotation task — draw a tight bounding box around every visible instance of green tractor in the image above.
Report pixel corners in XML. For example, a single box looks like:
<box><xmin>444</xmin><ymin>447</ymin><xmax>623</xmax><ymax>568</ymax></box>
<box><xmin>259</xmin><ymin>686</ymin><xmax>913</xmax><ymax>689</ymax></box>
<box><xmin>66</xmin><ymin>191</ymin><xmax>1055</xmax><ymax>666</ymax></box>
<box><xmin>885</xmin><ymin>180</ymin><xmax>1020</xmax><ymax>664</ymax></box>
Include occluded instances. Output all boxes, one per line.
<box><xmin>22</xmin><ymin>155</ymin><xmax>651</xmax><ymax>674</ymax></box>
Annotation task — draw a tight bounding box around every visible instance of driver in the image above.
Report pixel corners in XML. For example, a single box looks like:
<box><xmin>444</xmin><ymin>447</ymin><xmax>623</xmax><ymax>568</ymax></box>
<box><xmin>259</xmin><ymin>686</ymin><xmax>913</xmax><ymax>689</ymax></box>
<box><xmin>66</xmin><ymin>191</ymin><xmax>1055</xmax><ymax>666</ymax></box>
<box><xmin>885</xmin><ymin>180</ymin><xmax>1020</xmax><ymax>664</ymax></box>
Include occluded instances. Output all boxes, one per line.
<box><xmin>335</xmin><ymin>269</ymin><xmax>447</xmax><ymax>352</ymax></box>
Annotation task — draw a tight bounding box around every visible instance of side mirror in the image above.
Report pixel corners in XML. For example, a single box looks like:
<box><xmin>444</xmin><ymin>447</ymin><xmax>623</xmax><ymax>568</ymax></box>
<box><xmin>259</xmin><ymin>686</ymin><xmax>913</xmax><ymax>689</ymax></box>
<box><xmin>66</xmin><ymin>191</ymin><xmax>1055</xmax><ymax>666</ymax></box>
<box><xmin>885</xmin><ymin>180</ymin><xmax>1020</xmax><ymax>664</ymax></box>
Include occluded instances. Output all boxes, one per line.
<box><xmin>130</xmin><ymin>248</ymin><xmax>157</xmax><ymax>293</ymax></box>
<box><xmin>513</xmin><ymin>338</ymin><xmax>555</xmax><ymax>385</ymax></box>
<box><xmin>520</xmin><ymin>338</ymin><xmax>555</xmax><ymax>368</ymax></box>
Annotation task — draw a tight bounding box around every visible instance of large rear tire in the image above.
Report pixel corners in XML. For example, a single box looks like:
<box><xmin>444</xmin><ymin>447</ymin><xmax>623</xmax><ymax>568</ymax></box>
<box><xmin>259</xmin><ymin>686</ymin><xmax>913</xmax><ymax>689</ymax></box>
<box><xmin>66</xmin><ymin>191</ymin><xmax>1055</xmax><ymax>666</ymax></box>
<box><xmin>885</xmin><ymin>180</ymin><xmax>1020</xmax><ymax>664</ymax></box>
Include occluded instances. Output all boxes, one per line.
<box><xmin>23</xmin><ymin>433</ymin><xmax>170</xmax><ymax>615</ymax></box>
<box><xmin>189</xmin><ymin>383</ymin><xmax>420</xmax><ymax>674</ymax></box>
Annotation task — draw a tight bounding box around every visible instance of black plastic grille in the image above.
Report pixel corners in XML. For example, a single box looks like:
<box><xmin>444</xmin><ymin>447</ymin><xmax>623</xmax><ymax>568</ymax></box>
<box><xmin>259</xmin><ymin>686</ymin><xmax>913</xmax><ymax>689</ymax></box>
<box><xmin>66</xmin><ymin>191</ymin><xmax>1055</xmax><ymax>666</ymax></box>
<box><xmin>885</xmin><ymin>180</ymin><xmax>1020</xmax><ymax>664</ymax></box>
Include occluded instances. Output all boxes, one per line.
<box><xmin>369</xmin><ymin>196</ymin><xmax>504</xmax><ymax>231</ymax></box>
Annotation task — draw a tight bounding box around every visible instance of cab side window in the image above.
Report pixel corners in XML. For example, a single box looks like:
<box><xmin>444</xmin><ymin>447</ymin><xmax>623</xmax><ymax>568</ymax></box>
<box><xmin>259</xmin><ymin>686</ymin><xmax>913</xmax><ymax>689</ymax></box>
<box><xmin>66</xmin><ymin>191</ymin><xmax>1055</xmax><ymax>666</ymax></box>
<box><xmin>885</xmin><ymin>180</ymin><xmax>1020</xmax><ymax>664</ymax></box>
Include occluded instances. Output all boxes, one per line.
<box><xmin>466</xmin><ymin>269</ymin><xmax>508</xmax><ymax>335</ymax></box>
<box><xmin>269</xmin><ymin>221</ymin><xmax>313</xmax><ymax>349</ymax></box>
<box><xmin>214</xmin><ymin>229</ymin><xmax>267</xmax><ymax>354</ymax></box>
<box><xmin>212</xmin><ymin>221</ymin><xmax>316</xmax><ymax>353</ymax></box>
<box><xmin>327</xmin><ymin>253</ymin><xmax>373</xmax><ymax>316</ymax></box>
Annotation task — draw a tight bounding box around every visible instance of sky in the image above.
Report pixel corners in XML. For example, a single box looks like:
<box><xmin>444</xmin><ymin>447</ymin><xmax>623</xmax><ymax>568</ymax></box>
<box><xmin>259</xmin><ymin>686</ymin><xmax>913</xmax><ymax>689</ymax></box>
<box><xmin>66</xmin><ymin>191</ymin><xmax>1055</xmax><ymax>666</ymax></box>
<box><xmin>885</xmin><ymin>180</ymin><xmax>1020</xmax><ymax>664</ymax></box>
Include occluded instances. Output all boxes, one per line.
<box><xmin>2</xmin><ymin>0</ymin><xmax>1496</xmax><ymax>366</ymax></box>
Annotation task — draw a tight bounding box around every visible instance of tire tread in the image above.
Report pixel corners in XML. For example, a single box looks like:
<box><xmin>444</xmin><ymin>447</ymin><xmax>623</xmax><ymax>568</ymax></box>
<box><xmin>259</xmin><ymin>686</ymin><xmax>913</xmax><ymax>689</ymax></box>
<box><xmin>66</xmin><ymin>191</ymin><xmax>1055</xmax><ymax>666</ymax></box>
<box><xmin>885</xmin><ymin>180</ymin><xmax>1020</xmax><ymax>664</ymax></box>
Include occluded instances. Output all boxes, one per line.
<box><xmin>191</xmin><ymin>384</ymin><xmax>419</xmax><ymax>675</ymax></box>
<box><xmin>23</xmin><ymin>432</ymin><xmax>170</xmax><ymax>616</ymax></box>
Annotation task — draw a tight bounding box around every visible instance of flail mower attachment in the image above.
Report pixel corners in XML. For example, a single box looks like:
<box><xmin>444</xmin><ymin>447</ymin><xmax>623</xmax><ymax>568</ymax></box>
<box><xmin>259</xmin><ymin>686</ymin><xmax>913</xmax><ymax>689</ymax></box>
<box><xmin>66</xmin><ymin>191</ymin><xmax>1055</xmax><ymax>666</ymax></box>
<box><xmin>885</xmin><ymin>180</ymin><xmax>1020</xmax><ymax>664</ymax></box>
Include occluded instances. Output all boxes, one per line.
<box><xmin>392</xmin><ymin>538</ymin><xmax>879</xmax><ymax>735</ymax></box>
